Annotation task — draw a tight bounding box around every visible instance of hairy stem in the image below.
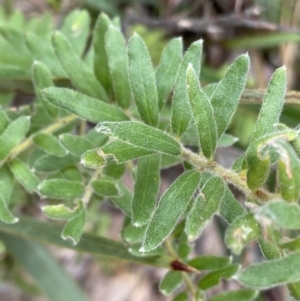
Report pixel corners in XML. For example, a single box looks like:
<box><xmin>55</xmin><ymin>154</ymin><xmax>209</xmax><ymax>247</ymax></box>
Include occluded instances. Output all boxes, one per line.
<box><xmin>181</xmin><ymin>147</ymin><xmax>276</xmax><ymax>202</ymax></box>
<box><xmin>8</xmin><ymin>114</ymin><xmax>77</xmax><ymax>160</ymax></box>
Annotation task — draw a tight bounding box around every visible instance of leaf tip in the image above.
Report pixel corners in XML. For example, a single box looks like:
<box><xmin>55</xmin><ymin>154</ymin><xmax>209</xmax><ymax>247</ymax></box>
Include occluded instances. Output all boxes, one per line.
<box><xmin>62</xmin><ymin>234</ymin><xmax>78</xmax><ymax>246</ymax></box>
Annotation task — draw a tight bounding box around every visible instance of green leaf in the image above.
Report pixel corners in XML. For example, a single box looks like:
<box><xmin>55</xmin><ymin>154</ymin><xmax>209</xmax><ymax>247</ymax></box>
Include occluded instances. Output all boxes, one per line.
<box><xmin>208</xmin><ymin>289</ymin><xmax>258</xmax><ymax>301</ymax></box>
<box><xmin>122</xmin><ymin>218</ymin><xmax>147</xmax><ymax>244</ymax></box>
<box><xmin>211</xmin><ymin>54</ymin><xmax>249</xmax><ymax>138</ymax></box>
<box><xmin>0</xmin><ymin>194</ymin><xmax>18</xmax><ymax>224</ymax></box>
<box><xmin>33</xmin><ymin>133</ymin><xmax>68</xmax><ymax>157</ymax></box>
<box><xmin>59</xmin><ymin>133</ymin><xmax>94</xmax><ymax>157</ymax></box>
<box><xmin>0</xmin><ymin>164</ymin><xmax>14</xmax><ymax>203</ymax></box>
<box><xmin>186</xmin><ymin>65</ymin><xmax>217</xmax><ymax>158</ymax></box>
<box><xmin>105</xmin><ymin>26</ymin><xmax>132</xmax><ymax>109</ymax></box>
<box><xmin>159</xmin><ymin>271</ymin><xmax>183</xmax><ymax>295</ymax></box>
<box><xmin>27</xmin><ymin>34</ymin><xmax>66</xmax><ymax>78</ymax></box>
<box><xmin>277</xmin><ymin>141</ymin><xmax>300</xmax><ymax>202</ymax></box>
<box><xmin>132</xmin><ymin>154</ymin><xmax>160</xmax><ymax>226</ymax></box>
<box><xmin>109</xmin><ymin>183</ymin><xmax>132</xmax><ymax>216</ymax></box>
<box><xmin>92</xmin><ymin>177</ymin><xmax>119</xmax><ymax>197</ymax></box>
<box><xmin>156</xmin><ymin>37</ymin><xmax>182</xmax><ymax>109</ymax></box>
<box><xmin>103</xmin><ymin>162</ymin><xmax>125</xmax><ymax>179</ymax></box>
<box><xmin>278</xmin><ymin>237</ymin><xmax>300</xmax><ymax>251</ymax></box>
<box><xmin>236</xmin><ymin>251</ymin><xmax>300</xmax><ymax>288</ymax></box>
<box><xmin>100</xmin><ymin>140</ymin><xmax>156</xmax><ymax>164</ymax></box>
<box><xmin>141</xmin><ymin>170</ymin><xmax>201</xmax><ymax>252</ymax></box>
<box><xmin>0</xmin><ymin>116</ymin><xmax>30</xmax><ymax>164</ymax></box>
<box><xmin>171</xmin><ymin>40</ymin><xmax>203</xmax><ymax>137</ymax></box>
<box><xmin>0</xmin><ymin>26</ymin><xmax>31</xmax><ymax>56</ymax></box>
<box><xmin>246</xmin><ymin>129</ymin><xmax>299</xmax><ymax>190</ymax></box>
<box><xmin>60</xmin><ymin>166</ymin><xmax>83</xmax><ymax>182</ymax></box>
<box><xmin>288</xmin><ymin>282</ymin><xmax>300</xmax><ymax>301</ymax></box>
<box><xmin>96</xmin><ymin>121</ymin><xmax>181</xmax><ymax>155</ymax></box>
<box><xmin>80</xmin><ymin>149</ymin><xmax>105</xmax><ymax>169</ymax></box>
<box><xmin>225</xmin><ymin>213</ymin><xmax>261</xmax><ymax>255</ymax></box>
<box><xmin>198</xmin><ymin>264</ymin><xmax>240</xmax><ymax>290</ymax></box>
<box><xmin>42</xmin><ymin>200</ymin><xmax>84</xmax><ymax>220</ymax></box>
<box><xmin>188</xmin><ymin>255</ymin><xmax>231</xmax><ymax>271</ymax></box>
<box><xmin>31</xmin><ymin>61</ymin><xmax>58</xmax><ymax>118</ymax></box>
<box><xmin>257</xmin><ymin>200</ymin><xmax>300</xmax><ymax>229</ymax></box>
<box><xmin>8</xmin><ymin>158</ymin><xmax>39</xmax><ymax>193</ymax></box>
<box><xmin>219</xmin><ymin>186</ymin><xmax>245</xmax><ymax>224</ymax></box>
<box><xmin>38</xmin><ymin>178</ymin><xmax>84</xmax><ymax>200</ymax></box>
<box><xmin>62</xmin><ymin>206</ymin><xmax>86</xmax><ymax>245</ymax></box>
<box><xmin>128</xmin><ymin>33</ymin><xmax>159</xmax><ymax>126</ymax></box>
<box><xmin>43</xmin><ymin>87</ymin><xmax>128</xmax><ymax>123</ymax></box>
<box><xmin>0</xmin><ymin>105</ymin><xmax>9</xmax><ymax>134</ymax></box>
<box><xmin>0</xmin><ymin>233</ymin><xmax>90</xmax><ymax>301</ymax></box>
<box><xmin>186</xmin><ymin>176</ymin><xmax>224</xmax><ymax>241</ymax></box>
<box><xmin>93</xmin><ymin>13</ymin><xmax>112</xmax><ymax>93</ymax></box>
<box><xmin>0</xmin><ymin>218</ymin><xmax>173</xmax><ymax>268</ymax></box>
<box><xmin>258</xmin><ymin>237</ymin><xmax>281</xmax><ymax>260</ymax></box>
<box><xmin>52</xmin><ymin>31</ymin><xmax>108</xmax><ymax>101</ymax></box>
<box><xmin>217</xmin><ymin>134</ymin><xmax>239</xmax><ymax>147</ymax></box>
<box><xmin>173</xmin><ymin>292</ymin><xmax>188</xmax><ymax>301</ymax></box>
<box><xmin>33</xmin><ymin>154</ymin><xmax>78</xmax><ymax>173</ymax></box>
<box><xmin>250</xmin><ymin>66</ymin><xmax>286</xmax><ymax>143</ymax></box>
<box><xmin>60</xmin><ymin>10</ymin><xmax>90</xmax><ymax>56</ymax></box>
<box><xmin>84</xmin><ymin>129</ymin><xmax>108</xmax><ymax>147</ymax></box>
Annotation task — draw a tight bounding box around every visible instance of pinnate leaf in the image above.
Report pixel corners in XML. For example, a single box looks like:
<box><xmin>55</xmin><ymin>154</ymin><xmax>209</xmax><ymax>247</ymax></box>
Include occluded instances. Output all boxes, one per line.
<box><xmin>33</xmin><ymin>133</ymin><xmax>68</xmax><ymax>157</ymax></box>
<box><xmin>141</xmin><ymin>170</ymin><xmax>201</xmax><ymax>252</ymax></box>
<box><xmin>38</xmin><ymin>178</ymin><xmax>84</xmax><ymax>200</ymax></box>
<box><xmin>250</xmin><ymin>66</ymin><xmax>286</xmax><ymax>143</ymax></box>
<box><xmin>257</xmin><ymin>200</ymin><xmax>300</xmax><ymax>229</ymax></box>
<box><xmin>159</xmin><ymin>271</ymin><xmax>182</xmax><ymax>295</ymax></box>
<box><xmin>186</xmin><ymin>64</ymin><xmax>217</xmax><ymax>158</ymax></box>
<box><xmin>0</xmin><ymin>194</ymin><xmax>18</xmax><ymax>224</ymax></box>
<box><xmin>156</xmin><ymin>37</ymin><xmax>182</xmax><ymax>109</ymax></box>
<box><xmin>128</xmin><ymin>33</ymin><xmax>159</xmax><ymax>126</ymax></box>
<box><xmin>198</xmin><ymin>264</ymin><xmax>240</xmax><ymax>290</ymax></box>
<box><xmin>185</xmin><ymin>176</ymin><xmax>224</xmax><ymax>241</ymax></box>
<box><xmin>171</xmin><ymin>40</ymin><xmax>203</xmax><ymax>137</ymax></box>
<box><xmin>132</xmin><ymin>154</ymin><xmax>160</xmax><ymax>226</ymax></box>
<box><xmin>277</xmin><ymin>141</ymin><xmax>300</xmax><ymax>202</ymax></box>
<box><xmin>43</xmin><ymin>87</ymin><xmax>128</xmax><ymax>123</ymax></box>
<box><xmin>93</xmin><ymin>13</ymin><xmax>112</xmax><ymax>93</ymax></box>
<box><xmin>62</xmin><ymin>205</ymin><xmax>86</xmax><ymax>245</ymax></box>
<box><xmin>0</xmin><ymin>116</ymin><xmax>30</xmax><ymax>164</ymax></box>
<box><xmin>8</xmin><ymin>158</ymin><xmax>39</xmax><ymax>193</ymax></box>
<box><xmin>42</xmin><ymin>200</ymin><xmax>84</xmax><ymax>220</ymax></box>
<box><xmin>188</xmin><ymin>255</ymin><xmax>231</xmax><ymax>271</ymax></box>
<box><xmin>60</xmin><ymin>10</ymin><xmax>90</xmax><ymax>56</ymax></box>
<box><xmin>31</xmin><ymin>61</ymin><xmax>58</xmax><ymax>118</ymax></box>
<box><xmin>225</xmin><ymin>213</ymin><xmax>261</xmax><ymax>254</ymax></box>
<box><xmin>60</xmin><ymin>133</ymin><xmax>94</xmax><ymax>157</ymax></box>
<box><xmin>208</xmin><ymin>289</ymin><xmax>257</xmax><ymax>301</ymax></box>
<box><xmin>52</xmin><ymin>31</ymin><xmax>108</xmax><ymax>101</ymax></box>
<box><xmin>211</xmin><ymin>54</ymin><xmax>249</xmax><ymax>138</ymax></box>
<box><xmin>236</xmin><ymin>251</ymin><xmax>300</xmax><ymax>288</ymax></box>
<box><xmin>105</xmin><ymin>26</ymin><xmax>131</xmax><ymax>109</ymax></box>
<box><xmin>96</xmin><ymin>121</ymin><xmax>181</xmax><ymax>156</ymax></box>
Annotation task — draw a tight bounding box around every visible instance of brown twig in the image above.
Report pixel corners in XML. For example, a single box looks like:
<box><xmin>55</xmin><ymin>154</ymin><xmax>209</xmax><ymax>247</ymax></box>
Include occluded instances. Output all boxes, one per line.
<box><xmin>126</xmin><ymin>12</ymin><xmax>300</xmax><ymax>36</ymax></box>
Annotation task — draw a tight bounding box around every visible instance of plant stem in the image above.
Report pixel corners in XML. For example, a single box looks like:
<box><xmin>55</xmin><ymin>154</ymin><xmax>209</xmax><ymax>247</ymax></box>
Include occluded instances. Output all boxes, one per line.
<box><xmin>164</xmin><ymin>238</ymin><xmax>202</xmax><ymax>301</ymax></box>
<box><xmin>182</xmin><ymin>147</ymin><xmax>276</xmax><ymax>202</ymax></box>
<box><xmin>8</xmin><ymin>114</ymin><xmax>77</xmax><ymax>160</ymax></box>
<box><xmin>82</xmin><ymin>168</ymin><xmax>102</xmax><ymax>206</ymax></box>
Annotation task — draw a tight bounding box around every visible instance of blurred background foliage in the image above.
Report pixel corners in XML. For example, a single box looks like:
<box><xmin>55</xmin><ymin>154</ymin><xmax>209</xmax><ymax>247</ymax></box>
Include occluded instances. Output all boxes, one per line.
<box><xmin>1</xmin><ymin>0</ymin><xmax>300</xmax><ymax>300</ymax></box>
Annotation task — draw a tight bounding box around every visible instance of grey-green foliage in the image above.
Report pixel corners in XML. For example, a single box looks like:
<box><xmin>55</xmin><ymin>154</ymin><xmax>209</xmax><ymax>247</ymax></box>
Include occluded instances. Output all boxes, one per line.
<box><xmin>1</xmin><ymin>7</ymin><xmax>300</xmax><ymax>301</ymax></box>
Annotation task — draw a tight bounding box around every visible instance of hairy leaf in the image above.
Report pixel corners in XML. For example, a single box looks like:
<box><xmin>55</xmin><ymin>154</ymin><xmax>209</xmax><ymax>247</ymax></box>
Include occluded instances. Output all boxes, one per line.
<box><xmin>141</xmin><ymin>170</ymin><xmax>201</xmax><ymax>251</ymax></box>
<box><xmin>43</xmin><ymin>87</ymin><xmax>128</xmax><ymax>123</ymax></box>
<box><xmin>132</xmin><ymin>154</ymin><xmax>161</xmax><ymax>226</ymax></box>
<box><xmin>128</xmin><ymin>33</ymin><xmax>159</xmax><ymax>126</ymax></box>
